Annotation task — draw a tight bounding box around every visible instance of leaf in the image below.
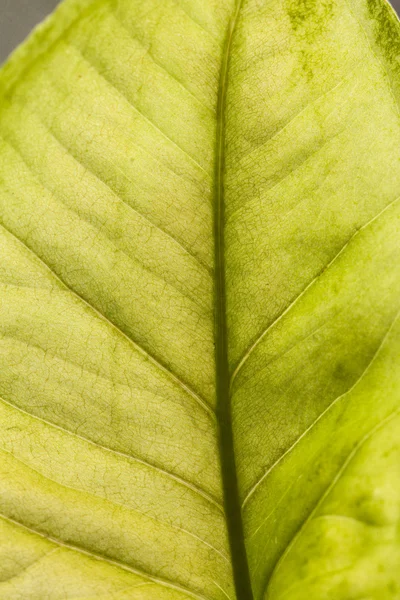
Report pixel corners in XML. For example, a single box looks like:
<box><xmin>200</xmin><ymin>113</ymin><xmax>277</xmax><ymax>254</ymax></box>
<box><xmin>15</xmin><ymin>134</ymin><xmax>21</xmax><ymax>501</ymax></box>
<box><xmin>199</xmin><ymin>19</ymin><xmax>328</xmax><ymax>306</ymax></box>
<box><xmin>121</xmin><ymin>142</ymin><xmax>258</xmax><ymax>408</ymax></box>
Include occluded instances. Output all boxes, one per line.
<box><xmin>0</xmin><ymin>0</ymin><xmax>400</xmax><ymax>598</ymax></box>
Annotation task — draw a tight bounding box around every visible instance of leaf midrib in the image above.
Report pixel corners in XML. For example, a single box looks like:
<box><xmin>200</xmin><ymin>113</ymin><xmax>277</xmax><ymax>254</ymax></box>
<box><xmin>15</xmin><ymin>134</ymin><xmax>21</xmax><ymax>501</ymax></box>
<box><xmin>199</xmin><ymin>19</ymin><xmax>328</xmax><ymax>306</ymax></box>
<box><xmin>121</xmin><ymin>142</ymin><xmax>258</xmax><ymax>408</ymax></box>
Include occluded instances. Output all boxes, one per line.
<box><xmin>2</xmin><ymin>0</ymin><xmax>256</xmax><ymax>596</ymax></box>
<box><xmin>214</xmin><ymin>2</ymin><xmax>253</xmax><ymax>599</ymax></box>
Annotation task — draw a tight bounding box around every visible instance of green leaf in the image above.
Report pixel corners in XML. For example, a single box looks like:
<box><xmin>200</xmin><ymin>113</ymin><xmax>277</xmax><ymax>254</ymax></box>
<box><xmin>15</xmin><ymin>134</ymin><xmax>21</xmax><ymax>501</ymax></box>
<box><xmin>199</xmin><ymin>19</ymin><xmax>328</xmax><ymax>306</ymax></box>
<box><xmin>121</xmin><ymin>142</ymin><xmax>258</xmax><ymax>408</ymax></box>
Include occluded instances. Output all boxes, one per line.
<box><xmin>1</xmin><ymin>0</ymin><xmax>400</xmax><ymax>598</ymax></box>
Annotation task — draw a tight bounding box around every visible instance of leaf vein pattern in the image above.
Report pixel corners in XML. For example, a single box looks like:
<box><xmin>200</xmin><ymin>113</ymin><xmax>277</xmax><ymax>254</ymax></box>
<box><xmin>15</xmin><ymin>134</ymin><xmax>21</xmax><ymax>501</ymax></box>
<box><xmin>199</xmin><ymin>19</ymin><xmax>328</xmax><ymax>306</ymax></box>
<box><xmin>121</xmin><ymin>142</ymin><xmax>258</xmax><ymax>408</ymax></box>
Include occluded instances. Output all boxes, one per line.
<box><xmin>171</xmin><ymin>0</ymin><xmax>219</xmax><ymax>41</ymax></box>
<box><xmin>70</xmin><ymin>46</ymin><xmax>211</xmax><ymax>176</ymax></box>
<box><xmin>0</xmin><ymin>392</ymin><xmax>223</xmax><ymax>512</ymax></box>
<box><xmin>263</xmin><ymin>408</ymin><xmax>400</xmax><ymax>598</ymax></box>
<box><xmin>231</xmin><ymin>193</ymin><xmax>400</xmax><ymax>386</ymax></box>
<box><xmin>240</xmin><ymin>61</ymin><xmax>363</xmax><ymax>163</ymax></box>
<box><xmin>226</xmin><ymin>118</ymin><xmax>354</xmax><ymax>227</ymax></box>
<box><xmin>0</xmin><ymin>136</ymin><xmax>209</xmax><ymax>313</ymax></box>
<box><xmin>111</xmin><ymin>14</ymin><xmax>214</xmax><ymax>112</ymax></box>
<box><xmin>0</xmin><ymin>448</ymin><xmax>228</xmax><ymax>561</ymax></box>
<box><xmin>0</xmin><ymin>513</ymin><xmax>211</xmax><ymax>600</ymax></box>
<box><xmin>0</xmin><ymin>220</ymin><xmax>215</xmax><ymax>419</ymax></box>
<box><xmin>45</xmin><ymin>74</ymin><xmax>207</xmax><ymax>189</ymax></box>
<box><xmin>0</xmin><ymin>549</ymin><xmax>60</xmax><ymax>586</ymax></box>
<box><xmin>0</xmin><ymin>127</ymin><xmax>212</xmax><ymax>275</ymax></box>
<box><xmin>0</xmin><ymin>136</ymin><xmax>211</xmax><ymax>312</ymax></box>
<box><xmin>214</xmin><ymin>0</ymin><xmax>253</xmax><ymax>598</ymax></box>
<box><xmin>275</xmin><ymin>564</ymin><xmax>357</xmax><ymax>600</ymax></box>
<box><xmin>342</xmin><ymin>0</ymin><xmax>400</xmax><ymax>119</ymax></box>
<box><xmin>242</xmin><ymin>303</ymin><xmax>400</xmax><ymax>507</ymax></box>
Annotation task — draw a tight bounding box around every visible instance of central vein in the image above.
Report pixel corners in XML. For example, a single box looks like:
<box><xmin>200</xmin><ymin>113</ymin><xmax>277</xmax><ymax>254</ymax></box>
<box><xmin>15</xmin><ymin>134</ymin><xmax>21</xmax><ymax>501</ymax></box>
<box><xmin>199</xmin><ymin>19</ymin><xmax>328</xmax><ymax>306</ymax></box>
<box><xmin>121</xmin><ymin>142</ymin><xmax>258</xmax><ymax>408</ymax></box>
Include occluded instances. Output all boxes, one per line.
<box><xmin>214</xmin><ymin>2</ymin><xmax>253</xmax><ymax>599</ymax></box>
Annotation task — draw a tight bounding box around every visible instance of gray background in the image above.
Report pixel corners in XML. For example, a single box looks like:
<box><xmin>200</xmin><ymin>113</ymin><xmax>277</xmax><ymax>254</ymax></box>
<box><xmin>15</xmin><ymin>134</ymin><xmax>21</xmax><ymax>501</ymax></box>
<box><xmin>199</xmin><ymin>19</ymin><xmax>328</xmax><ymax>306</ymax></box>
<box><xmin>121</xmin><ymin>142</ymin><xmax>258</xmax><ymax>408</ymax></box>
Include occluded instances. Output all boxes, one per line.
<box><xmin>1</xmin><ymin>0</ymin><xmax>400</xmax><ymax>63</ymax></box>
<box><xmin>1</xmin><ymin>0</ymin><xmax>62</xmax><ymax>63</ymax></box>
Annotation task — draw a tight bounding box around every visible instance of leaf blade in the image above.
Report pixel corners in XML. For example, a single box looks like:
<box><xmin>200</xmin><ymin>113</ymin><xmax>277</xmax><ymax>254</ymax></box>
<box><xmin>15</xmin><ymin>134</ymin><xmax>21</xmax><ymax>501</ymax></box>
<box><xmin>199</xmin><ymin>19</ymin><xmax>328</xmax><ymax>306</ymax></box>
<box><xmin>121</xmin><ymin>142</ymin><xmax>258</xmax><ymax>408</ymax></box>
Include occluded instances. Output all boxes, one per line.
<box><xmin>224</xmin><ymin>0</ymin><xmax>400</xmax><ymax>597</ymax></box>
<box><xmin>0</xmin><ymin>1</ymin><xmax>236</xmax><ymax>598</ymax></box>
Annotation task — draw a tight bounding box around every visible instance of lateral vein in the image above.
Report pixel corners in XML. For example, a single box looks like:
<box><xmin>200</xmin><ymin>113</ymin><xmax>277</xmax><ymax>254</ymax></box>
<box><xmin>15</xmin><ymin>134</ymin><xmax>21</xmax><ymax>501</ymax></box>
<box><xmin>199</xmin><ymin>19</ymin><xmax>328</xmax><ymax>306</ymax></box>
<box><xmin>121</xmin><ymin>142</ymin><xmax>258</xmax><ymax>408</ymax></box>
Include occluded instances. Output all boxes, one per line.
<box><xmin>231</xmin><ymin>192</ymin><xmax>400</xmax><ymax>387</ymax></box>
<box><xmin>0</xmin><ymin>125</ymin><xmax>213</xmax><ymax>275</ymax></box>
<box><xmin>70</xmin><ymin>45</ymin><xmax>211</xmax><ymax>176</ymax></box>
<box><xmin>0</xmin><ymin>219</ymin><xmax>216</xmax><ymax>420</ymax></box>
<box><xmin>241</xmin><ymin>303</ymin><xmax>400</xmax><ymax>508</ymax></box>
<box><xmin>0</xmin><ymin>393</ymin><xmax>224</xmax><ymax>513</ymax></box>
<box><xmin>0</xmin><ymin>447</ymin><xmax>228</xmax><ymax>561</ymax></box>
<box><xmin>264</xmin><ymin>408</ymin><xmax>400</xmax><ymax>597</ymax></box>
<box><xmin>0</xmin><ymin>512</ymin><xmax>212</xmax><ymax>600</ymax></box>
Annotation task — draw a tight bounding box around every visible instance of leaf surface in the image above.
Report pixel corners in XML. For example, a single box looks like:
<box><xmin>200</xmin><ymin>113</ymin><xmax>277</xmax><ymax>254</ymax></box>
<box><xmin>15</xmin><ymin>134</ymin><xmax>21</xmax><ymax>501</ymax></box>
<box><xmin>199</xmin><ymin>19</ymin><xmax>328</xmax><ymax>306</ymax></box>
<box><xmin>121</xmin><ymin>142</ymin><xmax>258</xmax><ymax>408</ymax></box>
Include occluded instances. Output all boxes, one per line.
<box><xmin>0</xmin><ymin>0</ymin><xmax>400</xmax><ymax>599</ymax></box>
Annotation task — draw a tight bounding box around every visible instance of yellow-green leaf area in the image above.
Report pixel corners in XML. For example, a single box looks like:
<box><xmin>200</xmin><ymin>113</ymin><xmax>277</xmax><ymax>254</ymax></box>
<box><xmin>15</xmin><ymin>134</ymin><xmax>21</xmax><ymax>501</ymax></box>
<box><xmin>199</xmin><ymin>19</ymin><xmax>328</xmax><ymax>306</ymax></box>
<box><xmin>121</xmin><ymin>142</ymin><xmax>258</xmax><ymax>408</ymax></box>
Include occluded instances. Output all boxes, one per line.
<box><xmin>1</xmin><ymin>0</ymin><xmax>400</xmax><ymax>599</ymax></box>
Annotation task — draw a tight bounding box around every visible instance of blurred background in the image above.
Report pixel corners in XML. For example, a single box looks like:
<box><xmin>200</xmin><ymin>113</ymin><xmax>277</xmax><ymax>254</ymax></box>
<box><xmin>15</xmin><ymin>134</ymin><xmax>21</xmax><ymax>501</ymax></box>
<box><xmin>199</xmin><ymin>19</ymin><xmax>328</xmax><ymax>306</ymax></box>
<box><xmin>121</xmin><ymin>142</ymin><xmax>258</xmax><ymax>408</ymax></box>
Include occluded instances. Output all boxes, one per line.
<box><xmin>1</xmin><ymin>0</ymin><xmax>400</xmax><ymax>63</ymax></box>
<box><xmin>1</xmin><ymin>0</ymin><xmax>61</xmax><ymax>62</ymax></box>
